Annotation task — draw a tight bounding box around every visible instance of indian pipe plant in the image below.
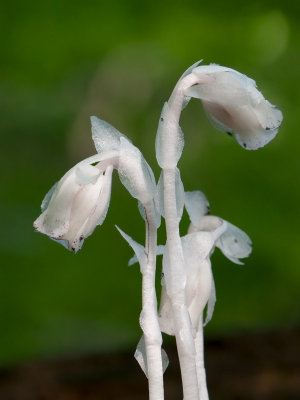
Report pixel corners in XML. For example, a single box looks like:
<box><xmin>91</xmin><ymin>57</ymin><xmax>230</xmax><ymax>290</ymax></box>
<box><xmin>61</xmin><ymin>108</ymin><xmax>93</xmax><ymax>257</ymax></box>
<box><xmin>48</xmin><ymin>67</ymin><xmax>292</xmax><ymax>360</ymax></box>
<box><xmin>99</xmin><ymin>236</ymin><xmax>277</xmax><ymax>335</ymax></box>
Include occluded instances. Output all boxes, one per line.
<box><xmin>34</xmin><ymin>61</ymin><xmax>283</xmax><ymax>400</ymax></box>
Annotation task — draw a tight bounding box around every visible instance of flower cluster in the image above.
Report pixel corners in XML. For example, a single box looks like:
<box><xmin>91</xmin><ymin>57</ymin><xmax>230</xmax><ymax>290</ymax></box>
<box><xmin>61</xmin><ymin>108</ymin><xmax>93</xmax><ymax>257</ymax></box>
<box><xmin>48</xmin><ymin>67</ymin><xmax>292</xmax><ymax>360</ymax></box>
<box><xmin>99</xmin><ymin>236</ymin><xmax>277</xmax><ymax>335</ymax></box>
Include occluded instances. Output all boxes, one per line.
<box><xmin>34</xmin><ymin>62</ymin><xmax>282</xmax><ymax>400</ymax></box>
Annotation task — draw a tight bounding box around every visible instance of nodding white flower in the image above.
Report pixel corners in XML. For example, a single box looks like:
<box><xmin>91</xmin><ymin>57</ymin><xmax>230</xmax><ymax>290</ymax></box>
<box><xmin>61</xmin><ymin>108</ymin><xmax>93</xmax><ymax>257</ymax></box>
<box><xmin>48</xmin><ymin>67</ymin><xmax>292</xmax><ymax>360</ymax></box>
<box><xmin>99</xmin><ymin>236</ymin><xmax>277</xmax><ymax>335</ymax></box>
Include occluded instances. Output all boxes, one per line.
<box><xmin>184</xmin><ymin>64</ymin><xmax>283</xmax><ymax>150</ymax></box>
<box><xmin>158</xmin><ymin>190</ymin><xmax>252</xmax><ymax>335</ymax></box>
<box><xmin>159</xmin><ymin>215</ymin><xmax>227</xmax><ymax>335</ymax></box>
<box><xmin>33</xmin><ymin>154</ymin><xmax>116</xmax><ymax>253</ymax></box>
<box><xmin>185</xmin><ymin>190</ymin><xmax>252</xmax><ymax>265</ymax></box>
<box><xmin>34</xmin><ymin>117</ymin><xmax>157</xmax><ymax>252</ymax></box>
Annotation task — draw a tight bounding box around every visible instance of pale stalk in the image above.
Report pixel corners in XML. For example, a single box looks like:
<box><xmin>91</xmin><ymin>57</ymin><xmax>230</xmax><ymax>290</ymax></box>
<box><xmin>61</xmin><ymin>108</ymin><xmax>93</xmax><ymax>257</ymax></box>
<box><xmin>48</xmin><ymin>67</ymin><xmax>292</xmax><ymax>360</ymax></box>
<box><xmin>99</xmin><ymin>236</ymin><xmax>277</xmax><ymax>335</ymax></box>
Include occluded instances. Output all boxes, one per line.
<box><xmin>162</xmin><ymin>73</ymin><xmax>200</xmax><ymax>400</ymax></box>
<box><xmin>195</xmin><ymin>314</ymin><xmax>209</xmax><ymax>400</ymax></box>
<box><xmin>142</xmin><ymin>200</ymin><xmax>164</xmax><ymax>400</ymax></box>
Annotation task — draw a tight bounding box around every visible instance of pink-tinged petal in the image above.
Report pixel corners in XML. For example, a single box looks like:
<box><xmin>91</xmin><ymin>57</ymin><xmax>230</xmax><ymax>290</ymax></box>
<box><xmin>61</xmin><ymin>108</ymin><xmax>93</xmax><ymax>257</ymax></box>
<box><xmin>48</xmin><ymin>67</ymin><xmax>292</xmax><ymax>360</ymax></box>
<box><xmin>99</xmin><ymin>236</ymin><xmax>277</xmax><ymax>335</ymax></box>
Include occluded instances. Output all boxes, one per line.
<box><xmin>186</xmin><ymin>64</ymin><xmax>283</xmax><ymax>150</ymax></box>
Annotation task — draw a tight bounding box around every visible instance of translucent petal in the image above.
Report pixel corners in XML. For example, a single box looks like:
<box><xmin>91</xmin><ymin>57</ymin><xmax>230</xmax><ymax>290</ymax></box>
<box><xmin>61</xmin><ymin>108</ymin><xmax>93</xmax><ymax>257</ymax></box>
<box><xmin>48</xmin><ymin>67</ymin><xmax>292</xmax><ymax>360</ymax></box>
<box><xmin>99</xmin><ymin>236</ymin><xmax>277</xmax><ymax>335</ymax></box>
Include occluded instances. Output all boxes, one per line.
<box><xmin>62</xmin><ymin>172</ymin><xmax>106</xmax><ymax>252</ymax></box>
<box><xmin>116</xmin><ymin>226</ymin><xmax>146</xmax><ymax>269</ymax></box>
<box><xmin>172</xmin><ymin>60</ymin><xmax>203</xmax><ymax>110</ymax></box>
<box><xmin>186</xmin><ymin>65</ymin><xmax>282</xmax><ymax>150</ymax></box>
<box><xmin>41</xmin><ymin>182</ymin><xmax>58</xmax><ymax>212</ymax></box>
<box><xmin>182</xmin><ymin>233</ymin><xmax>214</xmax><ymax>308</ymax></box>
<box><xmin>34</xmin><ymin>153</ymin><xmax>116</xmax><ymax>251</ymax></box>
<box><xmin>203</xmin><ymin>275</ymin><xmax>216</xmax><ymax>326</ymax></box>
<box><xmin>118</xmin><ymin>137</ymin><xmax>156</xmax><ymax>203</ymax></box>
<box><xmin>81</xmin><ymin>165</ymin><xmax>113</xmax><ymax>237</ymax></box>
<box><xmin>75</xmin><ymin>164</ymin><xmax>102</xmax><ymax>185</ymax></box>
<box><xmin>155</xmin><ymin>169</ymin><xmax>185</xmax><ymax>220</ymax></box>
<box><xmin>91</xmin><ymin>116</ymin><xmax>125</xmax><ymax>153</ymax></box>
<box><xmin>155</xmin><ymin>102</ymin><xmax>185</xmax><ymax>168</ymax></box>
<box><xmin>134</xmin><ymin>335</ymin><xmax>169</xmax><ymax>378</ymax></box>
<box><xmin>216</xmin><ymin>221</ymin><xmax>252</xmax><ymax>264</ymax></box>
<box><xmin>185</xmin><ymin>191</ymin><xmax>210</xmax><ymax>228</ymax></box>
<box><xmin>34</xmin><ymin>169</ymin><xmax>79</xmax><ymax>239</ymax></box>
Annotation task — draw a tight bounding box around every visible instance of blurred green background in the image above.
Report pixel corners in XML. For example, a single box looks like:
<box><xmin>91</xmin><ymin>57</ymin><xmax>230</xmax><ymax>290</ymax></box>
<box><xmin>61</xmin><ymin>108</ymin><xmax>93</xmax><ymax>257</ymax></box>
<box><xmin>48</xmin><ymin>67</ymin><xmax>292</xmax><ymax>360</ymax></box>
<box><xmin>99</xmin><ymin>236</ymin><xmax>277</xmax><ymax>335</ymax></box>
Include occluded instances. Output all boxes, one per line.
<box><xmin>0</xmin><ymin>0</ymin><xmax>299</xmax><ymax>366</ymax></box>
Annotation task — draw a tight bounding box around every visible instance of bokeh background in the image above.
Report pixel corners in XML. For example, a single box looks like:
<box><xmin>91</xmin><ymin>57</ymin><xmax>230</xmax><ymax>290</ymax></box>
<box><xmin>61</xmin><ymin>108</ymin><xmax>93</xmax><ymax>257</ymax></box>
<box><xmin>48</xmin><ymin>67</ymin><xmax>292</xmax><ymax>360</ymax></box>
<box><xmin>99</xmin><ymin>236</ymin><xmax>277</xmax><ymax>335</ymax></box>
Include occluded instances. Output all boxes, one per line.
<box><xmin>1</xmin><ymin>0</ymin><xmax>299</xmax><ymax>371</ymax></box>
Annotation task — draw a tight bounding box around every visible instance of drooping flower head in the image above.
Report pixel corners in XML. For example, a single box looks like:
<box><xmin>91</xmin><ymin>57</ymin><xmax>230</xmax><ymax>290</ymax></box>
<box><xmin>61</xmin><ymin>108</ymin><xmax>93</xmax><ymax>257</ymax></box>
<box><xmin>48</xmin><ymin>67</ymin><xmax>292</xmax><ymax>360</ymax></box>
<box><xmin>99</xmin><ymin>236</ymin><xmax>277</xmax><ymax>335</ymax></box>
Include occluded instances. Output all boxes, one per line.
<box><xmin>185</xmin><ymin>64</ymin><xmax>283</xmax><ymax>150</ymax></box>
<box><xmin>34</xmin><ymin>117</ymin><xmax>157</xmax><ymax>252</ymax></box>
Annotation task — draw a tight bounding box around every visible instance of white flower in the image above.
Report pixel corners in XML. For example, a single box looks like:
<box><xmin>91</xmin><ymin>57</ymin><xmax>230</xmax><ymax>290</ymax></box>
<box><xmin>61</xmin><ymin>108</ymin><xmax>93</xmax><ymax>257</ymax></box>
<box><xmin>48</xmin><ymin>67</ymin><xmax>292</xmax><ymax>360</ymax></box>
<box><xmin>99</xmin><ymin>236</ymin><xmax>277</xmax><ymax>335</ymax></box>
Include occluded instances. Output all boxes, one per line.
<box><xmin>33</xmin><ymin>153</ymin><xmax>116</xmax><ymax>252</ymax></box>
<box><xmin>158</xmin><ymin>190</ymin><xmax>253</xmax><ymax>335</ymax></box>
<box><xmin>159</xmin><ymin>216</ymin><xmax>227</xmax><ymax>335</ymax></box>
<box><xmin>34</xmin><ymin>117</ymin><xmax>157</xmax><ymax>252</ymax></box>
<box><xmin>185</xmin><ymin>64</ymin><xmax>283</xmax><ymax>150</ymax></box>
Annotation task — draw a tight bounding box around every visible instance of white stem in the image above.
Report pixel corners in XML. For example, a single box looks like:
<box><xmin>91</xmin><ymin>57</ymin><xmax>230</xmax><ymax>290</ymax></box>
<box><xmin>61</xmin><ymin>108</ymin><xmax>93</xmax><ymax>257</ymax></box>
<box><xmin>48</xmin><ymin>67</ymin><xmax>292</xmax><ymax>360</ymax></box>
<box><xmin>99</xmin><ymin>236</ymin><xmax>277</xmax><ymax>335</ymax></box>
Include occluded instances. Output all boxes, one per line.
<box><xmin>163</xmin><ymin>168</ymin><xmax>199</xmax><ymax>400</ymax></box>
<box><xmin>142</xmin><ymin>200</ymin><xmax>164</xmax><ymax>400</ymax></box>
<box><xmin>195</xmin><ymin>314</ymin><xmax>209</xmax><ymax>400</ymax></box>
<box><xmin>161</xmin><ymin>73</ymin><xmax>201</xmax><ymax>400</ymax></box>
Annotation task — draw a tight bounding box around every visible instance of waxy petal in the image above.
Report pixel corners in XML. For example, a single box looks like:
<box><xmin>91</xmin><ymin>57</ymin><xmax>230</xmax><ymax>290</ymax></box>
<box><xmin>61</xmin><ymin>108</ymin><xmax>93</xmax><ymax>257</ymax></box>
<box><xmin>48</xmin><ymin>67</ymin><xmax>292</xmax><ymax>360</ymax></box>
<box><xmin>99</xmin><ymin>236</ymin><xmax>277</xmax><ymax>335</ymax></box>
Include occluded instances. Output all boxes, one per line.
<box><xmin>91</xmin><ymin>116</ymin><xmax>126</xmax><ymax>153</ymax></box>
<box><xmin>203</xmin><ymin>275</ymin><xmax>216</xmax><ymax>326</ymax></box>
<box><xmin>186</xmin><ymin>64</ymin><xmax>283</xmax><ymax>150</ymax></box>
<box><xmin>34</xmin><ymin>153</ymin><xmax>117</xmax><ymax>251</ymax></box>
<box><xmin>216</xmin><ymin>221</ymin><xmax>252</xmax><ymax>264</ymax></box>
<box><xmin>62</xmin><ymin>172</ymin><xmax>106</xmax><ymax>252</ymax></box>
<box><xmin>185</xmin><ymin>191</ymin><xmax>210</xmax><ymax>228</ymax></box>
<box><xmin>41</xmin><ymin>182</ymin><xmax>58</xmax><ymax>213</ymax></box>
<box><xmin>80</xmin><ymin>165</ymin><xmax>113</xmax><ymax>237</ymax></box>
<box><xmin>118</xmin><ymin>137</ymin><xmax>156</xmax><ymax>204</ymax></box>
<box><xmin>75</xmin><ymin>164</ymin><xmax>102</xmax><ymax>185</ymax></box>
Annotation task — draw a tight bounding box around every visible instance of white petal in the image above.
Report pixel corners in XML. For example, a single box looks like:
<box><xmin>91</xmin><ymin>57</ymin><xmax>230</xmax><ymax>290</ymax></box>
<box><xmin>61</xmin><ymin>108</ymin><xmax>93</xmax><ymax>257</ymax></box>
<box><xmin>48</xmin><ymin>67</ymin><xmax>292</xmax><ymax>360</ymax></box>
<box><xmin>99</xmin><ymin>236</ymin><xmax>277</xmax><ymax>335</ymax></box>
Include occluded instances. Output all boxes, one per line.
<box><xmin>118</xmin><ymin>137</ymin><xmax>156</xmax><ymax>203</ymax></box>
<box><xmin>181</xmin><ymin>233</ymin><xmax>214</xmax><ymax>312</ymax></box>
<box><xmin>40</xmin><ymin>182</ymin><xmax>58</xmax><ymax>212</ymax></box>
<box><xmin>34</xmin><ymin>154</ymin><xmax>116</xmax><ymax>251</ymax></box>
<box><xmin>198</xmin><ymin>215</ymin><xmax>227</xmax><ymax>241</ymax></box>
<box><xmin>155</xmin><ymin>102</ymin><xmax>185</xmax><ymax>168</ymax></box>
<box><xmin>185</xmin><ymin>191</ymin><xmax>210</xmax><ymax>228</ymax></box>
<box><xmin>63</xmin><ymin>172</ymin><xmax>105</xmax><ymax>252</ymax></box>
<box><xmin>91</xmin><ymin>116</ymin><xmax>125</xmax><ymax>153</ymax></box>
<box><xmin>75</xmin><ymin>164</ymin><xmax>102</xmax><ymax>185</ymax></box>
<box><xmin>216</xmin><ymin>221</ymin><xmax>252</xmax><ymax>264</ymax></box>
<box><xmin>203</xmin><ymin>275</ymin><xmax>216</xmax><ymax>326</ymax></box>
<box><xmin>155</xmin><ymin>169</ymin><xmax>185</xmax><ymax>220</ymax></box>
<box><xmin>173</xmin><ymin>60</ymin><xmax>203</xmax><ymax>110</ymax></box>
<box><xmin>186</xmin><ymin>65</ymin><xmax>283</xmax><ymax>150</ymax></box>
<box><xmin>134</xmin><ymin>335</ymin><xmax>169</xmax><ymax>377</ymax></box>
<box><xmin>116</xmin><ymin>226</ymin><xmax>146</xmax><ymax>269</ymax></box>
<box><xmin>34</xmin><ymin>169</ymin><xmax>79</xmax><ymax>239</ymax></box>
<box><xmin>80</xmin><ymin>165</ymin><xmax>113</xmax><ymax>237</ymax></box>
